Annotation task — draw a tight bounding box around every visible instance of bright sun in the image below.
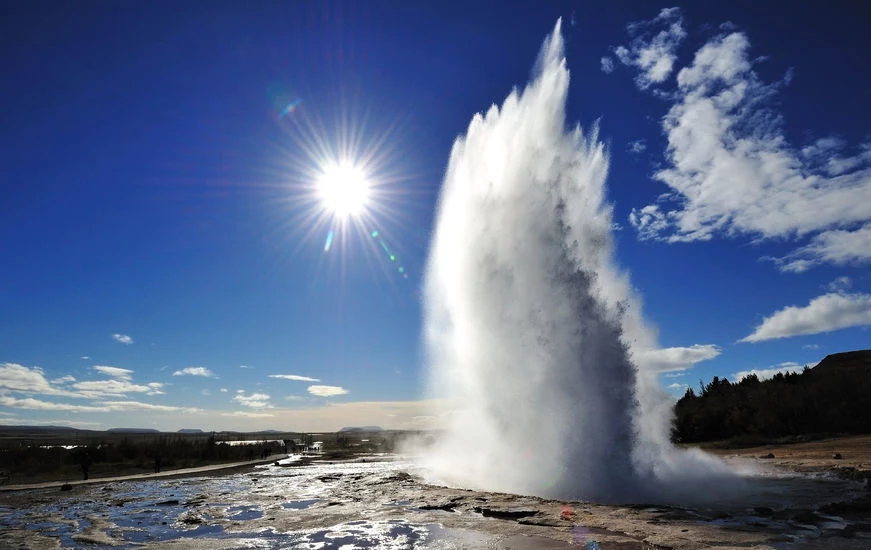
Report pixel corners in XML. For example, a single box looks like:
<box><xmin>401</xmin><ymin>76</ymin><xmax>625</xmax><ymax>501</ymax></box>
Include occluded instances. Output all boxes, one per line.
<box><xmin>317</xmin><ymin>163</ymin><xmax>369</xmax><ymax>218</ymax></box>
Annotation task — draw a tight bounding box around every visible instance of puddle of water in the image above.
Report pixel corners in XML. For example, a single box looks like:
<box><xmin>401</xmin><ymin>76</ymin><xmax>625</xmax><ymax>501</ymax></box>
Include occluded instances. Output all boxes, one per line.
<box><xmin>282</xmin><ymin>499</ymin><xmax>319</xmax><ymax>510</ymax></box>
<box><xmin>227</xmin><ymin>504</ymin><xmax>264</xmax><ymax>520</ymax></box>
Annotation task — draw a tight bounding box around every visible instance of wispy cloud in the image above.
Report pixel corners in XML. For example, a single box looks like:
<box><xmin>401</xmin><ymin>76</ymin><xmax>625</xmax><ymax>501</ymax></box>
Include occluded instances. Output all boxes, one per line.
<box><xmin>233</xmin><ymin>392</ymin><xmax>272</xmax><ymax>409</ymax></box>
<box><xmin>93</xmin><ymin>365</ymin><xmax>133</xmax><ymax>380</ymax></box>
<box><xmin>220</xmin><ymin>388</ymin><xmax>228</xmax><ymax>393</ymax></box>
<box><xmin>732</xmin><ymin>362</ymin><xmax>804</xmax><ymax>382</ymax></box>
<box><xmin>0</xmin><ymin>395</ymin><xmax>98</xmax><ymax>412</ymax></box>
<box><xmin>268</xmin><ymin>374</ymin><xmax>321</xmax><ymax>382</ymax></box>
<box><xmin>239</xmin><ymin>365</ymin><xmax>252</xmax><ymax>369</ymax></box>
<box><xmin>80</xmin><ymin>356</ymin><xmax>89</xmax><ymax>360</ymax></box>
<box><xmin>112</xmin><ymin>333</ymin><xmax>133</xmax><ymax>345</ymax></box>
<box><xmin>666</xmin><ymin>382</ymin><xmax>688</xmax><ymax>394</ymax></box>
<box><xmin>635</xmin><ymin>344</ymin><xmax>721</xmax><ymax>372</ymax></box>
<box><xmin>825</xmin><ymin>276</ymin><xmax>852</xmax><ymax>293</ymax></box>
<box><xmin>0</xmin><ymin>363</ymin><xmax>83</xmax><ymax>398</ymax></box>
<box><xmin>600</xmin><ymin>56</ymin><xmax>615</xmax><ymax>74</ymax></box>
<box><xmin>50</xmin><ymin>375</ymin><xmax>76</xmax><ymax>384</ymax></box>
<box><xmin>775</xmin><ymin>223</ymin><xmax>871</xmax><ymax>272</ymax></box>
<box><xmin>612</xmin><ymin>7</ymin><xmax>685</xmax><ymax>89</ymax></box>
<box><xmin>172</xmin><ymin>367</ymin><xmax>215</xmax><ymax>377</ymax></box>
<box><xmin>741</xmin><ymin>292</ymin><xmax>871</xmax><ymax>342</ymax></box>
<box><xmin>220</xmin><ymin>411</ymin><xmax>274</xmax><ymax>418</ymax></box>
<box><xmin>100</xmin><ymin>400</ymin><xmax>199</xmax><ymax>413</ymax></box>
<box><xmin>72</xmin><ymin>379</ymin><xmax>164</xmax><ymax>398</ymax></box>
<box><xmin>627</xmin><ymin>139</ymin><xmax>647</xmax><ymax>154</ymax></box>
<box><xmin>0</xmin><ymin>395</ymin><xmax>196</xmax><ymax>413</ymax></box>
<box><xmin>616</xmin><ymin>9</ymin><xmax>871</xmax><ymax>272</ymax></box>
<box><xmin>802</xmin><ymin>344</ymin><xmax>820</xmax><ymax>350</ymax></box>
<box><xmin>307</xmin><ymin>385</ymin><xmax>349</xmax><ymax>397</ymax></box>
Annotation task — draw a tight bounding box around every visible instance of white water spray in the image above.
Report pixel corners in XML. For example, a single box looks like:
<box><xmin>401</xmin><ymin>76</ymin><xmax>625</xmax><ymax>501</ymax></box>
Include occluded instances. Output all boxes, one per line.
<box><xmin>421</xmin><ymin>20</ymin><xmax>738</xmax><ymax>503</ymax></box>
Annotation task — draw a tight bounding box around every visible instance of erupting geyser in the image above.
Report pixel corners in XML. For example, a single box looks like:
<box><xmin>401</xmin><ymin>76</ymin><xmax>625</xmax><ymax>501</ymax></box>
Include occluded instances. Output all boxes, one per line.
<box><xmin>421</xmin><ymin>20</ymin><xmax>737</xmax><ymax>503</ymax></box>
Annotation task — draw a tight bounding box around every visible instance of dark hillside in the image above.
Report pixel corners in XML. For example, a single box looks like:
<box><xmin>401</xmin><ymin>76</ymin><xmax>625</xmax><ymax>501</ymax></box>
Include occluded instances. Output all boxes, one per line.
<box><xmin>672</xmin><ymin>350</ymin><xmax>871</xmax><ymax>443</ymax></box>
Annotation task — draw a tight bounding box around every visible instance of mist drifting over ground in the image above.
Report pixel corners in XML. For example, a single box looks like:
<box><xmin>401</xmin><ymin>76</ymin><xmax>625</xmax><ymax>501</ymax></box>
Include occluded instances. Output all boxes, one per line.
<box><xmin>420</xmin><ymin>20</ymin><xmax>738</xmax><ymax>504</ymax></box>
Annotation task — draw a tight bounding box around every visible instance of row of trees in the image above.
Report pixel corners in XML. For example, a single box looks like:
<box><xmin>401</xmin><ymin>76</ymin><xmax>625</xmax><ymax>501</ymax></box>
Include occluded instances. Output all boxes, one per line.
<box><xmin>0</xmin><ymin>435</ymin><xmax>284</xmax><ymax>480</ymax></box>
<box><xmin>672</xmin><ymin>352</ymin><xmax>871</xmax><ymax>443</ymax></box>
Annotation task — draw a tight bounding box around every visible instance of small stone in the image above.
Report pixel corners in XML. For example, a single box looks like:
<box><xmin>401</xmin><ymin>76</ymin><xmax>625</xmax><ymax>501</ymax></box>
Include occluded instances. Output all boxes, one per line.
<box><xmin>833</xmin><ymin>453</ymin><xmax>843</xmax><ymax>459</ymax></box>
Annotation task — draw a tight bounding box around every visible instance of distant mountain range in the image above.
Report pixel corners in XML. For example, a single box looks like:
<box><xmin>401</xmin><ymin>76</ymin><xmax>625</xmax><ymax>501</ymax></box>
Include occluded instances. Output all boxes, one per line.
<box><xmin>339</xmin><ymin>426</ymin><xmax>383</xmax><ymax>432</ymax></box>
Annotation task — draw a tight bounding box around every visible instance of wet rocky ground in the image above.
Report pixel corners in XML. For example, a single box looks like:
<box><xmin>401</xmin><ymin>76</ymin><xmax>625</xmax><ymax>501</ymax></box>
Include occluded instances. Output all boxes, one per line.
<box><xmin>1</xmin><ymin>454</ymin><xmax>869</xmax><ymax>549</ymax></box>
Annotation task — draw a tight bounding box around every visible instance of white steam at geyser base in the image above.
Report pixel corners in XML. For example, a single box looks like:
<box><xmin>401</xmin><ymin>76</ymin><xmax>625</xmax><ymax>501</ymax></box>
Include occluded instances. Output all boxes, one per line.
<box><xmin>419</xmin><ymin>20</ymin><xmax>740</xmax><ymax>504</ymax></box>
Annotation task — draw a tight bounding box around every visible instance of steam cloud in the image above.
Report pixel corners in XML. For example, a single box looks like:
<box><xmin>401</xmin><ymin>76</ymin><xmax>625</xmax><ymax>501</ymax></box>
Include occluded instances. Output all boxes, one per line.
<box><xmin>421</xmin><ymin>20</ymin><xmax>737</xmax><ymax>503</ymax></box>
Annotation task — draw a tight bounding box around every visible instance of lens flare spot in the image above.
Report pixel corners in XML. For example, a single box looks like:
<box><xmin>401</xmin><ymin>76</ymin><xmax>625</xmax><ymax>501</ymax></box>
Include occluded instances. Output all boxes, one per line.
<box><xmin>324</xmin><ymin>230</ymin><xmax>334</xmax><ymax>252</ymax></box>
<box><xmin>279</xmin><ymin>98</ymin><xmax>302</xmax><ymax>119</ymax></box>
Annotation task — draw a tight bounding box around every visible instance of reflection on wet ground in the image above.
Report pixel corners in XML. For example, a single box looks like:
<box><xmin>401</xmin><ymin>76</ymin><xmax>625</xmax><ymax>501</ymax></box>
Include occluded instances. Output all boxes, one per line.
<box><xmin>0</xmin><ymin>455</ymin><xmax>868</xmax><ymax>549</ymax></box>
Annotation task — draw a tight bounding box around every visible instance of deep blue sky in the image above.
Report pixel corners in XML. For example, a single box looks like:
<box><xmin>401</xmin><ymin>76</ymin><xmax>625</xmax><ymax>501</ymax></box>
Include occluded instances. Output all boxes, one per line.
<box><xmin>2</xmin><ymin>1</ymin><xmax>869</xmax><ymax>430</ymax></box>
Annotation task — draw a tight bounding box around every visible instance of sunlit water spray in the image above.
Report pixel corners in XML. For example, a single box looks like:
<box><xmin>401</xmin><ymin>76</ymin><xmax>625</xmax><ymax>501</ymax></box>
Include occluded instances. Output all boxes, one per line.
<box><xmin>420</xmin><ymin>20</ymin><xmax>740</xmax><ymax>503</ymax></box>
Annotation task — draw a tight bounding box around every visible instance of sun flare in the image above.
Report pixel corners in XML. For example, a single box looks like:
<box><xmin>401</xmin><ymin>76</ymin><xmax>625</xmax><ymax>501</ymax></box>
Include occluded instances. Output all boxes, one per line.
<box><xmin>317</xmin><ymin>163</ymin><xmax>369</xmax><ymax>218</ymax></box>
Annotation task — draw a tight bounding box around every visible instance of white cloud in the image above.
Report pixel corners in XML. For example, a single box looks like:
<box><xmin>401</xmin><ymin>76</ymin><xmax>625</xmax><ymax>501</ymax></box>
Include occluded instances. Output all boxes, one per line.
<box><xmin>233</xmin><ymin>392</ymin><xmax>272</xmax><ymax>409</ymax></box>
<box><xmin>600</xmin><ymin>56</ymin><xmax>615</xmax><ymax>74</ymax></box>
<box><xmin>0</xmin><ymin>395</ymin><xmax>194</xmax><ymax>413</ymax></box>
<box><xmin>307</xmin><ymin>385</ymin><xmax>349</xmax><ymax>397</ymax></box>
<box><xmin>741</xmin><ymin>292</ymin><xmax>871</xmax><ymax>342</ymax></box>
<box><xmin>774</xmin><ymin>225</ymin><xmax>871</xmax><ymax>272</ymax></box>
<box><xmin>93</xmin><ymin>365</ymin><xmax>133</xmax><ymax>380</ymax></box>
<box><xmin>268</xmin><ymin>374</ymin><xmax>321</xmax><ymax>382</ymax></box>
<box><xmin>666</xmin><ymin>382</ymin><xmax>688</xmax><ymax>392</ymax></box>
<box><xmin>72</xmin><ymin>379</ymin><xmax>164</xmax><ymax>398</ymax></box>
<box><xmin>100</xmin><ymin>400</ymin><xmax>200</xmax><ymax>413</ymax></box>
<box><xmin>286</xmin><ymin>395</ymin><xmax>305</xmax><ymax>401</ymax></box>
<box><xmin>0</xmin><ymin>395</ymin><xmax>100</xmax><ymax>412</ymax></box>
<box><xmin>220</xmin><ymin>388</ymin><xmax>228</xmax><ymax>393</ymax></box>
<box><xmin>826</xmin><ymin>276</ymin><xmax>853</xmax><ymax>292</ymax></box>
<box><xmin>220</xmin><ymin>411</ymin><xmax>274</xmax><ymax>418</ymax></box>
<box><xmin>634</xmin><ymin>344</ymin><xmax>721</xmax><ymax>372</ymax></box>
<box><xmin>802</xmin><ymin>344</ymin><xmax>820</xmax><ymax>350</ymax></box>
<box><xmin>0</xmin><ymin>363</ymin><xmax>82</xmax><ymax>398</ymax></box>
<box><xmin>627</xmin><ymin>139</ymin><xmax>647</xmax><ymax>154</ymax></box>
<box><xmin>50</xmin><ymin>375</ymin><xmax>76</xmax><ymax>384</ymax></box>
<box><xmin>239</xmin><ymin>365</ymin><xmax>252</xmax><ymax>369</ymax></box>
<box><xmin>80</xmin><ymin>356</ymin><xmax>89</xmax><ymax>360</ymax></box>
<box><xmin>172</xmin><ymin>366</ymin><xmax>215</xmax><ymax>377</ymax></box>
<box><xmin>732</xmin><ymin>362</ymin><xmax>804</xmax><ymax>382</ymax></box>
<box><xmin>616</xmin><ymin>13</ymin><xmax>871</xmax><ymax>271</ymax></box>
<box><xmin>612</xmin><ymin>7</ymin><xmax>685</xmax><ymax>89</ymax></box>
<box><xmin>112</xmin><ymin>333</ymin><xmax>133</xmax><ymax>345</ymax></box>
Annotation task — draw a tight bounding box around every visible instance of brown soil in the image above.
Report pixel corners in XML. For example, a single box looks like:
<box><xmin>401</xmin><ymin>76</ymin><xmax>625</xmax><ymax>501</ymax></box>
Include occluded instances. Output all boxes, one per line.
<box><xmin>701</xmin><ymin>434</ymin><xmax>871</xmax><ymax>474</ymax></box>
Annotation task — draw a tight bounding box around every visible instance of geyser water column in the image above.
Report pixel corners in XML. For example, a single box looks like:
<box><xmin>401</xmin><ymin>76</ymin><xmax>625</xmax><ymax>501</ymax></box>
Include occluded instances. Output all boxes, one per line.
<box><xmin>421</xmin><ymin>20</ymin><xmax>736</xmax><ymax>503</ymax></box>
